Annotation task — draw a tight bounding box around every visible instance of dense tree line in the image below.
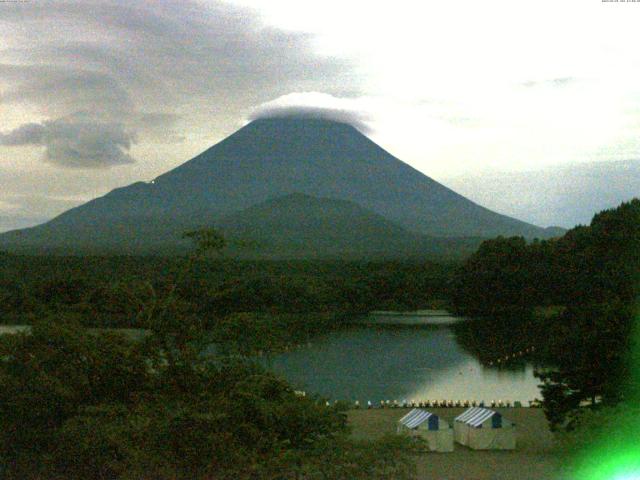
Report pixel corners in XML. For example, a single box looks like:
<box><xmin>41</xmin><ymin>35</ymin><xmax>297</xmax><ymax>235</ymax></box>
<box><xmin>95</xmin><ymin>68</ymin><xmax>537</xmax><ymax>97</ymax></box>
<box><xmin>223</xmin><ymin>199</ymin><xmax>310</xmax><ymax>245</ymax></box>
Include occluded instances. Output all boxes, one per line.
<box><xmin>450</xmin><ymin>236</ymin><xmax>565</xmax><ymax>316</ymax></box>
<box><xmin>0</xmin><ymin>257</ymin><xmax>454</xmax><ymax>325</ymax></box>
<box><xmin>0</xmin><ymin>231</ymin><xmax>423</xmax><ymax>479</ymax></box>
<box><xmin>0</xmin><ymin>255</ymin><xmax>454</xmax><ymax>355</ymax></box>
<box><xmin>451</xmin><ymin>199</ymin><xmax>640</xmax><ymax>431</ymax></box>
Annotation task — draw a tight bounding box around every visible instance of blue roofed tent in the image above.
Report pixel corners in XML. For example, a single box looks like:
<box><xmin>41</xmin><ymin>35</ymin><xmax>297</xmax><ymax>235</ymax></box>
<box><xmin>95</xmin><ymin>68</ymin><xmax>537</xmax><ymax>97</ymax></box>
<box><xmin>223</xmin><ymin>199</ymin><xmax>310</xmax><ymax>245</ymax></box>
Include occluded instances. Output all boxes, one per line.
<box><xmin>396</xmin><ymin>409</ymin><xmax>454</xmax><ymax>452</ymax></box>
<box><xmin>454</xmin><ymin>407</ymin><xmax>516</xmax><ymax>450</ymax></box>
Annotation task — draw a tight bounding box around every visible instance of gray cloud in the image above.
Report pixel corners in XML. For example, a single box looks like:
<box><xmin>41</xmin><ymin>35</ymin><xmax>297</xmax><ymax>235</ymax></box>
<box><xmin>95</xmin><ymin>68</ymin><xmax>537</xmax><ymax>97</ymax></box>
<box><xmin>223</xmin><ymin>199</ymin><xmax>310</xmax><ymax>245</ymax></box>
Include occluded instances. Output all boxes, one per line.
<box><xmin>0</xmin><ymin>0</ymin><xmax>358</xmax><ymax>167</ymax></box>
<box><xmin>1</xmin><ymin>1</ymin><xmax>354</xmax><ymax>105</ymax></box>
<box><xmin>0</xmin><ymin>65</ymin><xmax>134</xmax><ymax>118</ymax></box>
<box><xmin>1</xmin><ymin>116</ymin><xmax>136</xmax><ymax>168</ymax></box>
<box><xmin>0</xmin><ymin>123</ymin><xmax>46</xmax><ymax>146</ymax></box>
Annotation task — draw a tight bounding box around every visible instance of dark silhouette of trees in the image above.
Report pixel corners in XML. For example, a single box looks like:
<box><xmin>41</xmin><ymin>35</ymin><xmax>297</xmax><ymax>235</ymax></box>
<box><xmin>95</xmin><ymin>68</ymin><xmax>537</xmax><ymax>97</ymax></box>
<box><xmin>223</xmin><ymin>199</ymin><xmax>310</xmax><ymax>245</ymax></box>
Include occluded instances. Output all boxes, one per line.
<box><xmin>0</xmin><ymin>228</ymin><xmax>423</xmax><ymax>479</ymax></box>
<box><xmin>451</xmin><ymin>236</ymin><xmax>536</xmax><ymax>315</ymax></box>
<box><xmin>451</xmin><ymin>199</ymin><xmax>640</xmax><ymax>430</ymax></box>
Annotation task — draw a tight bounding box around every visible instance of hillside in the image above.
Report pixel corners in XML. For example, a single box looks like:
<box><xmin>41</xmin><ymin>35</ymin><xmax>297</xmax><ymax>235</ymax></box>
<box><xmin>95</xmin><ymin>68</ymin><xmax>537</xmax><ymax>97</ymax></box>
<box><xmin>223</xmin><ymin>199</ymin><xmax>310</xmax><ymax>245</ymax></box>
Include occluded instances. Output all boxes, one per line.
<box><xmin>217</xmin><ymin>193</ymin><xmax>483</xmax><ymax>259</ymax></box>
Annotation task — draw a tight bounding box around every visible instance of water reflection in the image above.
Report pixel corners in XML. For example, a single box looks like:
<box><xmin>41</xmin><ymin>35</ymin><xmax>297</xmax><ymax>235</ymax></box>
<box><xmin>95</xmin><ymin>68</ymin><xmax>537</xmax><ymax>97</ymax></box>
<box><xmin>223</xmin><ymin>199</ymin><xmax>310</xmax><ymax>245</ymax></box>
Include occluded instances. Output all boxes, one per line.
<box><xmin>407</xmin><ymin>359</ymin><xmax>540</xmax><ymax>404</ymax></box>
<box><xmin>263</xmin><ymin>324</ymin><xmax>542</xmax><ymax>403</ymax></box>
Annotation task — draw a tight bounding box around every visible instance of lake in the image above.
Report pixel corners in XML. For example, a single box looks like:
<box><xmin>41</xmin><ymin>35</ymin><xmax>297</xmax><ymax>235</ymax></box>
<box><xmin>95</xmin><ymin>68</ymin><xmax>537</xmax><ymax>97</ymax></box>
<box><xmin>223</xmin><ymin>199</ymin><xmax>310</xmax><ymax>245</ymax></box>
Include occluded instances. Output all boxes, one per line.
<box><xmin>1</xmin><ymin>317</ymin><xmax>542</xmax><ymax>405</ymax></box>
<box><xmin>263</xmin><ymin>323</ymin><xmax>542</xmax><ymax>405</ymax></box>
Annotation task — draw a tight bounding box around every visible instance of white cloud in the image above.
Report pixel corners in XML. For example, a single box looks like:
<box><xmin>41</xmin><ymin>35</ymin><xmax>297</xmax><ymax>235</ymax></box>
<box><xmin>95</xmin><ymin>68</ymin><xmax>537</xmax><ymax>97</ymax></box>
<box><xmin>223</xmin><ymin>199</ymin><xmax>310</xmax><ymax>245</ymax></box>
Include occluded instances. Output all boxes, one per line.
<box><xmin>247</xmin><ymin>92</ymin><xmax>373</xmax><ymax>132</ymax></box>
<box><xmin>231</xmin><ymin>0</ymin><xmax>640</xmax><ymax>176</ymax></box>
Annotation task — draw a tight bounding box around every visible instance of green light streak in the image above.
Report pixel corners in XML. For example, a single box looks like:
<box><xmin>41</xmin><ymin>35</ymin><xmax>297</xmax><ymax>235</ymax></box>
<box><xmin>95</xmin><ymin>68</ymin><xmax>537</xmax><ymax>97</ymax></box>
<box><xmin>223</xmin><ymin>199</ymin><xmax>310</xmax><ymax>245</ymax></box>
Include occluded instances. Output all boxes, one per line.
<box><xmin>573</xmin><ymin>449</ymin><xmax>640</xmax><ymax>480</ymax></box>
<box><xmin>567</xmin><ymin>305</ymin><xmax>640</xmax><ymax>480</ymax></box>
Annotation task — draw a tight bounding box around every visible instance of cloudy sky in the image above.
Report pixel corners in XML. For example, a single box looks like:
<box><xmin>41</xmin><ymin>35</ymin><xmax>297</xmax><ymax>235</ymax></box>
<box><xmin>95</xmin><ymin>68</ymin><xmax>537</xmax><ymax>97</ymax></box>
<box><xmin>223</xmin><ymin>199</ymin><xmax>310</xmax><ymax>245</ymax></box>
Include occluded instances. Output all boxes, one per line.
<box><xmin>1</xmin><ymin>0</ymin><xmax>639</xmax><ymax>231</ymax></box>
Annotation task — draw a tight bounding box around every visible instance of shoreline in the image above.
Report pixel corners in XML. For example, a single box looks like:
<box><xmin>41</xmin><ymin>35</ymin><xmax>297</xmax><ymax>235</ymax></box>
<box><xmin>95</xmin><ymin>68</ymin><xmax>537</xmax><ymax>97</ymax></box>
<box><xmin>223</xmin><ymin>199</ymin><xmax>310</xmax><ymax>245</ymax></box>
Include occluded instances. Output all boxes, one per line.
<box><xmin>364</xmin><ymin>309</ymin><xmax>464</xmax><ymax>326</ymax></box>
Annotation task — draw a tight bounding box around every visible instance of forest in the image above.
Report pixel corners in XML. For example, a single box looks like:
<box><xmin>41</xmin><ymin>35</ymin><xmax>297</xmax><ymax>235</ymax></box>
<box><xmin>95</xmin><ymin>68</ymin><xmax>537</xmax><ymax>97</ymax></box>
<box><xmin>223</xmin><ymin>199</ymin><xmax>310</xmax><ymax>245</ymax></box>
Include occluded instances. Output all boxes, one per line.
<box><xmin>0</xmin><ymin>199</ymin><xmax>638</xmax><ymax>478</ymax></box>
<box><xmin>451</xmin><ymin>198</ymin><xmax>640</xmax><ymax>471</ymax></box>
<box><xmin>0</xmin><ymin>230</ymin><xmax>435</xmax><ymax>479</ymax></box>
<box><xmin>0</xmin><ymin>254</ymin><xmax>454</xmax><ymax>354</ymax></box>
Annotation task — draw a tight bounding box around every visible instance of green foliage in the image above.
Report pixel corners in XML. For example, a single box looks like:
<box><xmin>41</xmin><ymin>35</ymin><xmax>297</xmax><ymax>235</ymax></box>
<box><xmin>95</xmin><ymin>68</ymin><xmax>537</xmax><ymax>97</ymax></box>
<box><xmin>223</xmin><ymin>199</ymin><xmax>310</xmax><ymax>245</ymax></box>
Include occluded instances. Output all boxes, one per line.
<box><xmin>182</xmin><ymin>228</ymin><xmax>227</xmax><ymax>257</ymax></box>
<box><xmin>451</xmin><ymin>311</ymin><xmax>549</xmax><ymax>368</ymax></box>
<box><xmin>0</xmin><ymin>258</ymin><xmax>453</xmax><ymax>322</ymax></box>
<box><xmin>0</xmin><ymin>319</ymin><xmax>151</xmax><ymax>476</ymax></box>
<box><xmin>0</xmin><ymin>254</ymin><xmax>455</xmax><ymax>357</ymax></box>
<box><xmin>206</xmin><ymin>274</ymin><xmax>336</xmax><ymax>316</ymax></box>
<box><xmin>536</xmin><ymin>301</ymin><xmax>635</xmax><ymax>431</ymax></box>
<box><xmin>534</xmin><ymin>201</ymin><xmax>640</xmax><ymax>429</ymax></box>
<box><xmin>47</xmin><ymin>360</ymin><xmax>349</xmax><ymax>479</ymax></box>
<box><xmin>451</xmin><ymin>199</ymin><xmax>640</xmax><ymax>431</ymax></box>
<box><xmin>561</xmin><ymin>199</ymin><xmax>640</xmax><ymax>304</ymax></box>
<box><xmin>0</xmin><ymin>319</ymin><xmax>360</xmax><ymax>478</ymax></box>
<box><xmin>0</xmin><ymin>319</ymin><xmax>422</xmax><ymax>479</ymax></box>
<box><xmin>0</xmin><ymin>279</ymin><xmax>35</xmax><ymax>317</ymax></box>
<box><xmin>0</xmin><ymin>228</ymin><xmax>423</xmax><ymax>479</ymax></box>
<box><xmin>450</xmin><ymin>236</ymin><xmax>547</xmax><ymax>316</ymax></box>
<box><xmin>211</xmin><ymin>312</ymin><xmax>340</xmax><ymax>355</ymax></box>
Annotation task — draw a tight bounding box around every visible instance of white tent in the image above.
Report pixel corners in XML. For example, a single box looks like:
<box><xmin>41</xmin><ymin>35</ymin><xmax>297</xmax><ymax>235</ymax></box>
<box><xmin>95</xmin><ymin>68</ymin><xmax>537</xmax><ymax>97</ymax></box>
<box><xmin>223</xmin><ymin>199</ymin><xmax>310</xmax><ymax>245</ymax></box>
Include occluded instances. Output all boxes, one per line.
<box><xmin>396</xmin><ymin>408</ymin><xmax>454</xmax><ymax>452</ymax></box>
<box><xmin>454</xmin><ymin>407</ymin><xmax>516</xmax><ymax>450</ymax></box>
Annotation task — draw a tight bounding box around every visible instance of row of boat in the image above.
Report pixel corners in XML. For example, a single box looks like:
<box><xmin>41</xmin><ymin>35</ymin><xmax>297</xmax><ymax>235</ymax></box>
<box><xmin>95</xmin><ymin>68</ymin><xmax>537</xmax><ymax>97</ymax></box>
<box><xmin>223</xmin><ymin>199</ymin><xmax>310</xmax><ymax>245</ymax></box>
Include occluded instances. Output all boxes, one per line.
<box><xmin>318</xmin><ymin>399</ymin><xmax>543</xmax><ymax>408</ymax></box>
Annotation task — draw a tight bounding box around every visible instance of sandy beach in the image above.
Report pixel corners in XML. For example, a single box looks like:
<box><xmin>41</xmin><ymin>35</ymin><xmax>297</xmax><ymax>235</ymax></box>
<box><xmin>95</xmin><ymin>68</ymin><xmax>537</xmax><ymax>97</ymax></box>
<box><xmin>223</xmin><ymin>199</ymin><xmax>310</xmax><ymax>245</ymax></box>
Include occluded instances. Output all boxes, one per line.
<box><xmin>348</xmin><ymin>407</ymin><xmax>561</xmax><ymax>480</ymax></box>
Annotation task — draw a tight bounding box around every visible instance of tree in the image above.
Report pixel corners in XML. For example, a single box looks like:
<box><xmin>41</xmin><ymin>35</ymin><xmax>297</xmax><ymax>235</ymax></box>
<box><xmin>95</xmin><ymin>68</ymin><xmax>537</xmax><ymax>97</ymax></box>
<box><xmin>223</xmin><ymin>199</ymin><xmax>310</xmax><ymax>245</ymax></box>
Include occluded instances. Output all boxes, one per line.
<box><xmin>448</xmin><ymin>199</ymin><xmax>640</xmax><ymax>431</ymax></box>
<box><xmin>450</xmin><ymin>236</ymin><xmax>536</xmax><ymax>315</ymax></box>
<box><xmin>536</xmin><ymin>300</ymin><xmax>636</xmax><ymax>430</ymax></box>
<box><xmin>138</xmin><ymin>227</ymin><xmax>227</xmax><ymax>387</ymax></box>
<box><xmin>535</xmin><ymin>200</ymin><xmax>640</xmax><ymax>430</ymax></box>
<box><xmin>0</xmin><ymin>319</ymin><xmax>151</xmax><ymax>478</ymax></box>
<box><xmin>0</xmin><ymin>227</ymin><xmax>425</xmax><ymax>479</ymax></box>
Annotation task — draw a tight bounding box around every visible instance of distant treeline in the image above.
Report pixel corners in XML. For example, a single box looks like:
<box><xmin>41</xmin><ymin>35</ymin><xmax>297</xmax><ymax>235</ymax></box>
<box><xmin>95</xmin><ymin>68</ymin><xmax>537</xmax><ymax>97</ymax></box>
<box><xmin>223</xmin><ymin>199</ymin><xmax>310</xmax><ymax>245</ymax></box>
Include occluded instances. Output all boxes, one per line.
<box><xmin>0</xmin><ymin>256</ymin><xmax>455</xmax><ymax>327</ymax></box>
<box><xmin>450</xmin><ymin>199</ymin><xmax>638</xmax><ymax>315</ymax></box>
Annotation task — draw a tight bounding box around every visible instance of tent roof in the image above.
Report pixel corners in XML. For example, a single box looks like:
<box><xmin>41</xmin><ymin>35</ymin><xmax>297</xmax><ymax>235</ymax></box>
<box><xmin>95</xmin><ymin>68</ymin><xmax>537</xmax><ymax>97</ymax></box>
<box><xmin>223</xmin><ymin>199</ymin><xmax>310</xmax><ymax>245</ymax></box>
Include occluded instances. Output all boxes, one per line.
<box><xmin>398</xmin><ymin>408</ymin><xmax>437</xmax><ymax>429</ymax></box>
<box><xmin>455</xmin><ymin>407</ymin><xmax>500</xmax><ymax>428</ymax></box>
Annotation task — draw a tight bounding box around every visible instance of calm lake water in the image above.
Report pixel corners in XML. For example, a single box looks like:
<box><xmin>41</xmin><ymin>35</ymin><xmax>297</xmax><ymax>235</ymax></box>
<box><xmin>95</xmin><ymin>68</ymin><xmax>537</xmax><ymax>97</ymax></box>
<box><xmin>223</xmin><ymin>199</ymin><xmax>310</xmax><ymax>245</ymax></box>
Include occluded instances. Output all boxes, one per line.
<box><xmin>1</xmin><ymin>316</ymin><xmax>542</xmax><ymax>404</ymax></box>
<box><xmin>263</xmin><ymin>323</ymin><xmax>542</xmax><ymax>404</ymax></box>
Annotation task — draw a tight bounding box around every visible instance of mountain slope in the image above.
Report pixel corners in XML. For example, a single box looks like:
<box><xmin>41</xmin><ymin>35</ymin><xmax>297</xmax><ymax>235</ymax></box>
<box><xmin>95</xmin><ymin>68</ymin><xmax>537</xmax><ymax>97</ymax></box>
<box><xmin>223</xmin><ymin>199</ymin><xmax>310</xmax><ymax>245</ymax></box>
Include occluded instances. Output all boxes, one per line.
<box><xmin>443</xmin><ymin>160</ymin><xmax>640</xmax><ymax>228</ymax></box>
<box><xmin>217</xmin><ymin>193</ymin><xmax>483</xmax><ymax>259</ymax></box>
<box><xmin>0</xmin><ymin>117</ymin><xmax>555</xmax><ymax>255</ymax></box>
